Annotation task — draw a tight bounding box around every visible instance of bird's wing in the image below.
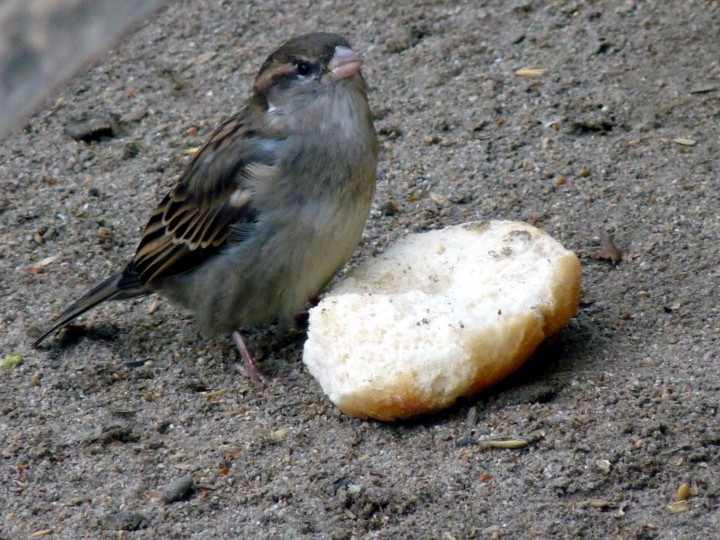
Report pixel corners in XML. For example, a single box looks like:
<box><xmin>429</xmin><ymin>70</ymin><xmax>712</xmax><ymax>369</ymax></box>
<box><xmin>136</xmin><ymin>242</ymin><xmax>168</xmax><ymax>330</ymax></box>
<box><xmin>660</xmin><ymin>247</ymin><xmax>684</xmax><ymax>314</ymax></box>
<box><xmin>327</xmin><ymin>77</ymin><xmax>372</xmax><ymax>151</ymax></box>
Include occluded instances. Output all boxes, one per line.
<box><xmin>128</xmin><ymin>108</ymin><xmax>280</xmax><ymax>284</ymax></box>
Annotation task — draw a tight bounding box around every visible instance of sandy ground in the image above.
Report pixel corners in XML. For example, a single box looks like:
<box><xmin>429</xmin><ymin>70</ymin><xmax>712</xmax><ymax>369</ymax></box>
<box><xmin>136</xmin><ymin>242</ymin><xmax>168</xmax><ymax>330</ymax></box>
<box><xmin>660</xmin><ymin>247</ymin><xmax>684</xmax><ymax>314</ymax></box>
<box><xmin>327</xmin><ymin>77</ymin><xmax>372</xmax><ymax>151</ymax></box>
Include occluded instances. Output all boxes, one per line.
<box><xmin>2</xmin><ymin>1</ymin><xmax>719</xmax><ymax>538</ymax></box>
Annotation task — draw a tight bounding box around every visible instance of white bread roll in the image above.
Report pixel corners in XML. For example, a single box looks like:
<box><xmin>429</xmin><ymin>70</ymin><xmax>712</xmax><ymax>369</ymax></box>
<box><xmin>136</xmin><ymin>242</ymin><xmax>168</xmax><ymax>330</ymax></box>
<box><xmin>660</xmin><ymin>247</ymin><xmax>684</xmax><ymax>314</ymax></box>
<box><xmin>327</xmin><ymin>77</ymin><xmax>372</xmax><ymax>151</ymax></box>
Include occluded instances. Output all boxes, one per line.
<box><xmin>303</xmin><ymin>221</ymin><xmax>581</xmax><ymax>421</ymax></box>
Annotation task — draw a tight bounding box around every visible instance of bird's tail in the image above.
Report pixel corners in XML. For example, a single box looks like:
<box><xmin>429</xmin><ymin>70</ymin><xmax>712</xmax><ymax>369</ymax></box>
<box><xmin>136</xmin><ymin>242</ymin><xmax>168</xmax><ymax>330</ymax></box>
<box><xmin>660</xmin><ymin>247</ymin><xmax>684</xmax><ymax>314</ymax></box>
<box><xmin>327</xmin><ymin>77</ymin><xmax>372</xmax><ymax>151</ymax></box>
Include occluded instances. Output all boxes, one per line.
<box><xmin>34</xmin><ymin>270</ymin><xmax>147</xmax><ymax>346</ymax></box>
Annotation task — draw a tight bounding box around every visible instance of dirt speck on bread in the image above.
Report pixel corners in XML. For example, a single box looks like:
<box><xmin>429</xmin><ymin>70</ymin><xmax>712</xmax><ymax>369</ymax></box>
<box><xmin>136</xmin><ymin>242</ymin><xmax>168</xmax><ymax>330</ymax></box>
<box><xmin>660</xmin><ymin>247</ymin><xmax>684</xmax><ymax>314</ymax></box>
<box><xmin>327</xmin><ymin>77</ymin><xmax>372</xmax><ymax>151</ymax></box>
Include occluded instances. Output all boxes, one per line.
<box><xmin>1</xmin><ymin>1</ymin><xmax>718</xmax><ymax>538</ymax></box>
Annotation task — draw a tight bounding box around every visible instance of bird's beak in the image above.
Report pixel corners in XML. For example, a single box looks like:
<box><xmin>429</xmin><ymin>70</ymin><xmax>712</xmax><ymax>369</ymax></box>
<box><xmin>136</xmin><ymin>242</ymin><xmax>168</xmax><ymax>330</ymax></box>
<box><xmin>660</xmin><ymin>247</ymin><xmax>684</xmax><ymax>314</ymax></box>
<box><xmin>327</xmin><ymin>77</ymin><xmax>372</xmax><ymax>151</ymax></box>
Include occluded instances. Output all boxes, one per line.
<box><xmin>326</xmin><ymin>46</ymin><xmax>364</xmax><ymax>81</ymax></box>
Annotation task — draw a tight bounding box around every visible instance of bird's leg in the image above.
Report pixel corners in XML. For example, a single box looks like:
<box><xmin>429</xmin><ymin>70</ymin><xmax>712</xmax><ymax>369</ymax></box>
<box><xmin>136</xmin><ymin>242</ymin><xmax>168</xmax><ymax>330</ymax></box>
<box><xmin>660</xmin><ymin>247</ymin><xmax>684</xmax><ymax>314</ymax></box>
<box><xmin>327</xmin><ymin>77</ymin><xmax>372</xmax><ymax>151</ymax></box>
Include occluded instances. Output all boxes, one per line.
<box><xmin>232</xmin><ymin>329</ymin><xmax>269</xmax><ymax>382</ymax></box>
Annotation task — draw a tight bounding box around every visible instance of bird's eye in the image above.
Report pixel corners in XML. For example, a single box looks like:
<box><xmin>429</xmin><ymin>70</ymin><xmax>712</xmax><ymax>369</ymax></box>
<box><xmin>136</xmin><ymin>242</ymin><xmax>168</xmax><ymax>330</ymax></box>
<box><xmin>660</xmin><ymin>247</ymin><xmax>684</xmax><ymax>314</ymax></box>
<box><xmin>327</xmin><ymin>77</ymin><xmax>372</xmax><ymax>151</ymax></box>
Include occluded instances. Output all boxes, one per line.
<box><xmin>295</xmin><ymin>61</ymin><xmax>313</xmax><ymax>76</ymax></box>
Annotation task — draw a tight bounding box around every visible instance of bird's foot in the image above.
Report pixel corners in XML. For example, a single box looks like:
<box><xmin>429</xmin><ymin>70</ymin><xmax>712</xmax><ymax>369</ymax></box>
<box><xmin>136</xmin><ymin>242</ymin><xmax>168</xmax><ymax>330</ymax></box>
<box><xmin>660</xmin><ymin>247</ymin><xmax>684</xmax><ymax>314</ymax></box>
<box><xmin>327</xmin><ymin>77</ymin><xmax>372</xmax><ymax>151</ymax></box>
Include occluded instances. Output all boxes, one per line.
<box><xmin>232</xmin><ymin>329</ymin><xmax>270</xmax><ymax>383</ymax></box>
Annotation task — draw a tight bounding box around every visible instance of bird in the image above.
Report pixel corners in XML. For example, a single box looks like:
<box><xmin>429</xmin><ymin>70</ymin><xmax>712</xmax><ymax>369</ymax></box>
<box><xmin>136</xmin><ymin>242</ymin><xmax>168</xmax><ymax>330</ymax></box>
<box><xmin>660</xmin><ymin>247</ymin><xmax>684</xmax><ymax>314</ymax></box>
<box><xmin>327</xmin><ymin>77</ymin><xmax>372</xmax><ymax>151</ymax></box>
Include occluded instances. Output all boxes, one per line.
<box><xmin>34</xmin><ymin>32</ymin><xmax>379</xmax><ymax>380</ymax></box>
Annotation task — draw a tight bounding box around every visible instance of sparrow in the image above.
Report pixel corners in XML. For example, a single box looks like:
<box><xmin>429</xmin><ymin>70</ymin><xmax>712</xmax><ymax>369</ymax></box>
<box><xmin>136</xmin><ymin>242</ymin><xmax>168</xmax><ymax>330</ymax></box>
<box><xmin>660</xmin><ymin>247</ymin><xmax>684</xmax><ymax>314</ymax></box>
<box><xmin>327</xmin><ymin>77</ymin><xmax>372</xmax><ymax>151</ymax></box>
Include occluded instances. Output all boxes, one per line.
<box><xmin>34</xmin><ymin>32</ymin><xmax>379</xmax><ymax>380</ymax></box>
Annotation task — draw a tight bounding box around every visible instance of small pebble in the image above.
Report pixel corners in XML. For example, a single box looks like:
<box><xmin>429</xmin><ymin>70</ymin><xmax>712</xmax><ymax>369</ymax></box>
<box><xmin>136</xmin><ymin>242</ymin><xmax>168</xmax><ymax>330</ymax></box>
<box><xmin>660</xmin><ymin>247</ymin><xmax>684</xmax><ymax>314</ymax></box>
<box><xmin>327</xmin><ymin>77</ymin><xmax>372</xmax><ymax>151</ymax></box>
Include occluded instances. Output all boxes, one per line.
<box><xmin>270</xmin><ymin>428</ymin><xmax>290</xmax><ymax>443</ymax></box>
<box><xmin>65</xmin><ymin>113</ymin><xmax>120</xmax><ymax>142</ymax></box>
<box><xmin>465</xmin><ymin>406</ymin><xmax>478</xmax><ymax>426</ymax></box>
<box><xmin>379</xmin><ymin>200</ymin><xmax>400</xmax><ymax>216</ymax></box>
<box><xmin>160</xmin><ymin>475</ymin><xmax>194</xmax><ymax>504</ymax></box>
<box><xmin>105</xmin><ymin>511</ymin><xmax>147</xmax><ymax>531</ymax></box>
